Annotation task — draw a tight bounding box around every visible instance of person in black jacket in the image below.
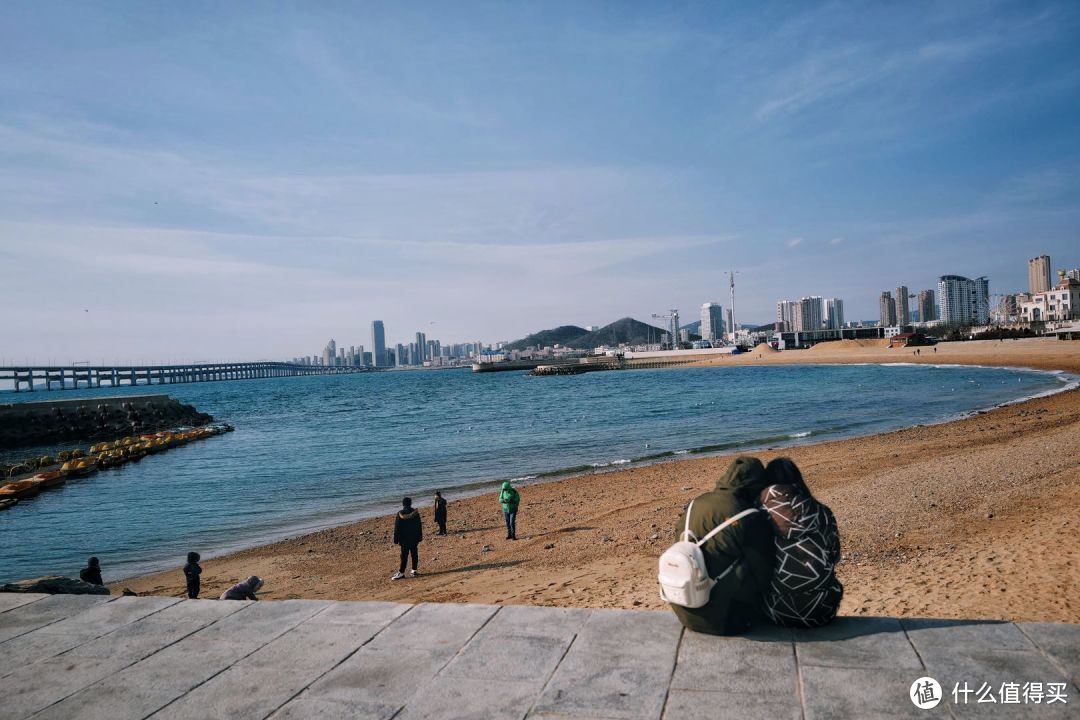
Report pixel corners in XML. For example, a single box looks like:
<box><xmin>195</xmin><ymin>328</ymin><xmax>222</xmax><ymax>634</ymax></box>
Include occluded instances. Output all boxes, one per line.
<box><xmin>79</xmin><ymin>556</ymin><xmax>104</xmax><ymax>586</ymax></box>
<box><xmin>183</xmin><ymin>551</ymin><xmax>202</xmax><ymax>599</ymax></box>
<box><xmin>392</xmin><ymin>497</ymin><xmax>422</xmax><ymax>580</ymax></box>
<box><xmin>434</xmin><ymin>491</ymin><xmax>448</xmax><ymax>535</ymax></box>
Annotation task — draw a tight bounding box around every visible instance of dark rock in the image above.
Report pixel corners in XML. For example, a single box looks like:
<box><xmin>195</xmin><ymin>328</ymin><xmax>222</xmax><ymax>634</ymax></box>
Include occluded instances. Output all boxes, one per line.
<box><xmin>2</xmin><ymin>576</ymin><xmax>110</xmax><ymax>595</ymax></box>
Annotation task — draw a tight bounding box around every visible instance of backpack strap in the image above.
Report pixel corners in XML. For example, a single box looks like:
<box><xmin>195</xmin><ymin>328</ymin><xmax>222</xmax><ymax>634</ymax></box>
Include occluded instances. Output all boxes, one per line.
<box><xmin>695</xmin><ymin>507</ymin><xmax>760</xmax><ymax>547</ymax></box>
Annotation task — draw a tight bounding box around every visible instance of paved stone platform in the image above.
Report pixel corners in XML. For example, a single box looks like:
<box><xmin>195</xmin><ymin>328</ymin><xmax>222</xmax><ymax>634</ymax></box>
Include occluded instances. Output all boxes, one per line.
<box><xmin>0</xmin><ymin>594</ymin><xmax>1075</xmax><ymax>719</ymax></box>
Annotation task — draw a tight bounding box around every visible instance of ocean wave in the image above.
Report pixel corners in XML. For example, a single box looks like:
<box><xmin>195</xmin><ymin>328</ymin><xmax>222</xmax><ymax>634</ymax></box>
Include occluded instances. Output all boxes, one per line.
<box><xmin>789</xmin><ymin>431</ymin><xmax>812</xmax><ymax>438</ymax></box>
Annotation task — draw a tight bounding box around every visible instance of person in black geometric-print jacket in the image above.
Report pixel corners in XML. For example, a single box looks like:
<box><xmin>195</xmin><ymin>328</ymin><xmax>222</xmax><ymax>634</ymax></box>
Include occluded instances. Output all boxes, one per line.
<box><xmin>758</xmin><ymin>458</ymin><xmax>843</xmax><ymax>628</ymax></box>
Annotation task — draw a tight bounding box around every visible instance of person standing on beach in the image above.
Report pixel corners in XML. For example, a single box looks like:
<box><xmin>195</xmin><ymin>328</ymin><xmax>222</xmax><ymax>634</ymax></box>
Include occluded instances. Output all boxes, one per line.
<box><xmin>392</xmin><ymin>497</ymin><xmax>422</xmax><ymax>580</ymax></box>
<box><xmin>80</xmin><ymin>556</ymin><xmax>104</xmax><ymax>586</ymax></box>
<box><xmin>499</xmin><ymin>481</ymin><xmax>520</xmax><ymax>540</ymax></box>
<box><xmin>183</xmin><ymin>552</ymin><xmax>202</xmax><ymax>599</ymax></box>
<box><xmin>434</xmin><ymin>491</ymin><xmax>448</xmax><ymax>535</ymax></box>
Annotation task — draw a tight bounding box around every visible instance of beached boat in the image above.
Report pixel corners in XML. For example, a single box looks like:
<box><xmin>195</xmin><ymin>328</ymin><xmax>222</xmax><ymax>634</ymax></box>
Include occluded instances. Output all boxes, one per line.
<box><xmin>69</xmin><ymin>458</ymin><xmax>98</xmax><ymax>477</ymax></box>
<box><xmin>0</xmin><ymin>479</ymin><xmax>41</xmax><ymax>500</ymax></box>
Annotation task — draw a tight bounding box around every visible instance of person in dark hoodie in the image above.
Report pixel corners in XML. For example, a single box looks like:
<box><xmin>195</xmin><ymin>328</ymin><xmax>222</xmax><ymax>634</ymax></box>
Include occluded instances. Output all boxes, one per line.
<box><xmin>668</xmin><ymin>456</ymin><xmax>775</xmax><ymax>636</ymax></box>
<box><xmin>220</xmin><ymin>576</ymin><xmax>262</xmax><ymax>600</ymax></box>
<box><xmin>183</xmin><ymin>552</ymin><xmax>202</xmax><ymax>599</ymax></box>
<box><xmin>79</xmin><ymin>556</ymin><xmax>104</xmax><ymax>586</ymax></box>
<box><xmin>758</xmin><ymin>458</ymin><xmax>843</xmax><ymax>628</ymax></box>
<box><xmin>392</xmin><ymin>496</ymin><xmax>422</xmax><ymax>580</ymax></box>
<box><xmin>433</xmin><ymin>491</ymin><xmax>448</xmax><ymax>535</ymax></box>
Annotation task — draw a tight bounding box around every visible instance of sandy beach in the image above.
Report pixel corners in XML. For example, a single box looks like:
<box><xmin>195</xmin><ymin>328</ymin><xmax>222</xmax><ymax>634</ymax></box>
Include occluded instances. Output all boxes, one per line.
<box><xmin>116</xmin><ymin>338</ymin><xmax>1080</xmax><ymax>623</ymax></box>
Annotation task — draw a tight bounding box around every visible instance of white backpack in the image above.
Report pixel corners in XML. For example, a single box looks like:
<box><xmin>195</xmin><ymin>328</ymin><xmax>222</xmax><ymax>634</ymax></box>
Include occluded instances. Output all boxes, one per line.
<box><xmin>658</xmin><ymin>500</ymin><xmax>761</xmax><ymax>608</ymax></box>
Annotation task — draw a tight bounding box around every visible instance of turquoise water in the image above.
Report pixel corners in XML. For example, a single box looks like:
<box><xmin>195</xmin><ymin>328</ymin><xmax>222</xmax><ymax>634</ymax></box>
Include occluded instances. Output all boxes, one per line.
<box><xmin>0</xmin><ymin>363</ymin><xmax>1071</xmax><ymax>583</ymax></box>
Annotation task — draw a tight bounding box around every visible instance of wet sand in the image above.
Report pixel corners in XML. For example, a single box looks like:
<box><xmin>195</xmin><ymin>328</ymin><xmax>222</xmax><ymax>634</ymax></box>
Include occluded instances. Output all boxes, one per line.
<box><xmin>116</xmin><ymin>338</ymin><xmax>1080</xmax><ymax>623</ymax></box>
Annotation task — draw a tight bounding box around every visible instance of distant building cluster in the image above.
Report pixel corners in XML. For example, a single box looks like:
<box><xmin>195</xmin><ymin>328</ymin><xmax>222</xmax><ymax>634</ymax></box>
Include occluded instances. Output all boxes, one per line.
<box><xmin>774</xmin><ymin>296</ymin><xmax>844</xmax><ymax>332</ymax></box>
<box><xmin>289</xmin><ymin>320</ymin><xmax>487</xmax><ymax>369</ymax></box>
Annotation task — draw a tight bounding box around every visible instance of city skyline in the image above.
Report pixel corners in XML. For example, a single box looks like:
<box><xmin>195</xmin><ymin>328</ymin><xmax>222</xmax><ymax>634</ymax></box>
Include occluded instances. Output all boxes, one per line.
<box><xmin>3</xmin><ymin>3</ymin><xmax>1080</xmax><ymax>362</ymax></box>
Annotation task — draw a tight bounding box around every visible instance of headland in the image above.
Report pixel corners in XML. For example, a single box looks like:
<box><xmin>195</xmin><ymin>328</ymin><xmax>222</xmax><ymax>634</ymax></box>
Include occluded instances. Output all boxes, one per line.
<box><xmin>115</xmin><ymin>338</ymin><xmax>1080</xmax><ymax>624</ymax></box>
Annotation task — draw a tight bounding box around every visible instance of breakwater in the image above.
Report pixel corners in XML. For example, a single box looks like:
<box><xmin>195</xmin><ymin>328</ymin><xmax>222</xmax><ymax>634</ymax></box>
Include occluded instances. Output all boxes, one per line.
<box><xmin>0</xmin><ymin>395</ymin><xmax>213</xmax><ymax>450</ymax></box>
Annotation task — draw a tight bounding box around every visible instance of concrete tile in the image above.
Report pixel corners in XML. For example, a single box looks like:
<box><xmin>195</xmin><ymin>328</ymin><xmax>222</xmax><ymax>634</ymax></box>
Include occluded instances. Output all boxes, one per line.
<box><xmin>0</xmin><ymin>592</ymin><xmax>48</xmax><ymax>612</ymax></box>
<box><xmin>36</xmin><ymin>595</ymin><xmax>180</xmax><ymax>640</ymax></box>
<box><xmin>1018</xmin><ymin>623</ymin><xmax>1080</xmax><ymax>688</ymax></box>
<box><xmin>193</xmin><ymin>598</ymin><xmax>331</xmax><ymax>642</ymax></box>
<box><xmin>145</xmin><ymin>597</ymin><xmax>252</xmax><ymax>624</ymax></box>
<box><xmin>902</xmin><ymin>618</ymin><xmax>1034</xmax><ymax>652</ymax></box>
<box><xmin>801</xmin><ymin>665</ymin><xmax>948</xmax><ymax>720</ymax></box>
<box><xmin>152</xmin><ymin>622</ymin><xmax>382</xmax><ymax>719</ymax></box>
<box><xmin>795</xmin><ymin>616</ymin><xmax>922</xmax><ymax>670</ymax></box>
<box><xmin>0</xmin><ymin>630</ymin><xmax>89</xmax><ymax>675</ymax></box>
<box><xmin>0</xmin><ymin>593</ymin><xmax>112</xmax><ymax>642</ymax></box>
<box><xmin>483</xmin><ymin>605</ymin><xmax>591</xmax><ymax>639</ymax></box>
<box><xmin>269</xmin><ymin>696</ymin><xmax>400</xmax><ymax>720</ymax></box>
<box><xmin>671</xmin><ymin>631</ymin><xmax>796</xmax><ymax>695</ymax></box>
<box><xmin>365</xmin><ymin>602</ymin><xmax>498</xmax><ymax>653</ymax></box>
<box><xmin>307</xmin><ymin>599</ymin><xmax>410</xmax><ymax>627</ymax></box>
<box><xmin>662</xmin><ymin>689</ymin><xmax>801</xmax><ymax>720</ymax></box>
<box><xmin>397</xmin><ymin>676</ymin><xmax>539</xmax><ymax>720</ymax></box>
<box><xmin>3</xmin><ymin>646</ymin><xmax>146</xmax><ymax>719</ymax></box>
<box><xmin>441</xmin><ymin>633</ymin><xmax>573</xmax><ymax>684</ymax></box>
<box><xmin>300</xmin><ymin>645</ymin><xmax>449</xmax><ymax>705</ymax></box>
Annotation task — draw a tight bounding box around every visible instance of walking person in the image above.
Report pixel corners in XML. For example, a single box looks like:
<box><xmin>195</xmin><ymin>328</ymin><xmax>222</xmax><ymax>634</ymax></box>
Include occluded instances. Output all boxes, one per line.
<box><xmin>499</xmin><ymin>481</ymin><xmax>520</xmax><ymax>540</ymax></box>
<box><xmin>434</xmin><ymin>490</ymin><xmax>448</xmax><ymax>535</ymax></box>
<box><xmin>79</xmin><ymin>556</ymin><xmax>104</xmax><ymax>586</ymax></box>
<box><xmin>758</xmin><ymin>458</ymin><xmax>843</xmax><ymax>628</ymax></box>
<box><xmin>183</xmin><ymin>551</ymin><xmax>202</xmax><ymax>599</ymax></box>
<box><xmin>392</xmin><ymin>497</ymin><xmax>422</xmax><ymax>580</ymax></box>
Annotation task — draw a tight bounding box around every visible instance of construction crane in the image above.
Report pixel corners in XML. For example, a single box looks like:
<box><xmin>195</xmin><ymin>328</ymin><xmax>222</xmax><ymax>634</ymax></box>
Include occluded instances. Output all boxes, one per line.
<box><xmin>651</xmin><ymin>310</ymin><xmax>680</xmax><ymax>350</ymax></box>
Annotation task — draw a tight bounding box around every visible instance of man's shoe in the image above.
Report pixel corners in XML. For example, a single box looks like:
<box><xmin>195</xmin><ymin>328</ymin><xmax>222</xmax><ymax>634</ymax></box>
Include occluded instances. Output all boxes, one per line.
<box><xmin>410</xmin><ymin>569</ymin><xmax>418</xmax><ymax>577</ymax></box>
<box><xmin>391</xmin><ymin>572</ymin><xmax>404</xmax><ymax>581</ymax></box>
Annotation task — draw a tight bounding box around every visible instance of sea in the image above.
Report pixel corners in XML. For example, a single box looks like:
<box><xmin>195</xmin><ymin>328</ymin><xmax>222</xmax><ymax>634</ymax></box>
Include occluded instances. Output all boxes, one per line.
<box><xmin>0</xmin><ymin>363</ymin><xmax>1073</xmax><ymax>583</ymax></box>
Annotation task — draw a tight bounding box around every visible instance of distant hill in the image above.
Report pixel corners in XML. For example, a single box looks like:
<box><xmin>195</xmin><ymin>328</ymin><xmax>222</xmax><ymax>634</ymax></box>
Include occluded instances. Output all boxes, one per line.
<box><xmin>575</xmin><ymin>317</ymin><xmax>667</xmax><ymax>348</ymax></box>
<box><xmin>681</xmin><ymin>320</ymin><xmax>701</xmax><ymax>334</ymax></box>
<box><xmin>503</xmin><ymin>325</ymin><xmax>588</xmax><ymax>351</ymax></box>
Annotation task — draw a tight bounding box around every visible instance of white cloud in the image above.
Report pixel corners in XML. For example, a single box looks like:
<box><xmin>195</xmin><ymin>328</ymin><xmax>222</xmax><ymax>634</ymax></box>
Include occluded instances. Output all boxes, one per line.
<box><xmin>829</xmin><ymin>237</ymin><xmax>845</xmax><ymax>246</ymax></box>
<box><xmin>787</xmin><ymin>237</ymin><xmax>804</xmax><ymax>248</ymax></box>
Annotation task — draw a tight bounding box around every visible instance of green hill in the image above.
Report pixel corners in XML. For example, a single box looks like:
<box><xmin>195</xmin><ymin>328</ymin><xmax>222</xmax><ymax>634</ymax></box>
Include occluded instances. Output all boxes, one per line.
<box><xmin>568</xmin><ymin>317</ymin><xmax>667</xmax><ymax>348</ymax></box>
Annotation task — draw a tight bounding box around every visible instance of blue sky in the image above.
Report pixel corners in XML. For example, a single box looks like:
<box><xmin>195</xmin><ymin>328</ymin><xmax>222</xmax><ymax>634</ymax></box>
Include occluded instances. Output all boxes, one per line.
<box><xmin>2</xmin><ymin>1</ymin><xmax>1079</xmax><ymax>362</ymax></box>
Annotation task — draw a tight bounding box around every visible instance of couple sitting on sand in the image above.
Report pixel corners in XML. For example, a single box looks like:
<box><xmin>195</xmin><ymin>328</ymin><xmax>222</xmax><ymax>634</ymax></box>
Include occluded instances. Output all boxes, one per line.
<box><xmin>663</xmin><ymin>456</ymin><xmax>842</xmax><ymax>635</ymax></box>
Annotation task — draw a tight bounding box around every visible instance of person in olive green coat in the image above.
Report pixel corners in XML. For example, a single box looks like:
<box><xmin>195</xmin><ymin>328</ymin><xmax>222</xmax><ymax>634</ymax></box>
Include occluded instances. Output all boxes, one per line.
<box><xmin>669</xmin><ymin>456</ymin><xmax>775</xmax><ymax>636</ymax></box>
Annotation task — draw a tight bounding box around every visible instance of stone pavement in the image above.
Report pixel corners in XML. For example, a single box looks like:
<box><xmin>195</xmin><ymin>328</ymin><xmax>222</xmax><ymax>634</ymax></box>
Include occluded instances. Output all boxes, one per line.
<box><xmin>0</xmin><ymin>593</ymin><xmax>1075</xmax><ymax>719</ymax></box>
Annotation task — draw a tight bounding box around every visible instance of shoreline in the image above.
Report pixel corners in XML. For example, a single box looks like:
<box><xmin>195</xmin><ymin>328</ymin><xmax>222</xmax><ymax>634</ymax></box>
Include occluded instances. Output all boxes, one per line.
<box><xmin>114</xmin><ymin>339</ymin><xmax>1080</xmax><ymax>623</ymax></box>
<box><xmin>107</xmin><ymin>361</ymin><xmax>1074</xmax><ymax>585</ymax></box>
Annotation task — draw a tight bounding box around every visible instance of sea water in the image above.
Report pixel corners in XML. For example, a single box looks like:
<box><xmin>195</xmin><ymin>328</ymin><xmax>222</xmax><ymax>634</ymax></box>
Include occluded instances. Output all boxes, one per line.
<box><xmin>0</xmin><ymin>363</ymin><xmax>1071</xmax><ymax>582</ymax></box>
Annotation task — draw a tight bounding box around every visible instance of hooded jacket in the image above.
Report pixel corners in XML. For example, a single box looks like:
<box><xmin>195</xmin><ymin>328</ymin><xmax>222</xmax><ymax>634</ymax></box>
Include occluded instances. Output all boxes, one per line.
<box><xmin>499</xmin><ymin>482</ymin><xmax>520</xmax><ymax>513</ymax></box>
<box><xmin>668</xmin><ymin>456</ymin><xmax>775</xmax><ymax>636</ymax></box>
<box><xmin>220</xmin><ymin>575</ymin><xmax>262</xmax><ymax>601</ymax></box>
<box><xmin>393</xmin><ymin>508</ymin><xmax>423</xmax><ymax>547</ymax></box>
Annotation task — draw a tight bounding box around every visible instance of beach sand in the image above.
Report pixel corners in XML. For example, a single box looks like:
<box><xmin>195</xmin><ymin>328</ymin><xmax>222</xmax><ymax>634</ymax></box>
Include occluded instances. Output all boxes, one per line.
<box><xmin>115</xmin><ymin>338</ymin><xmax>1080</xmax><ymax>623</ymax></box>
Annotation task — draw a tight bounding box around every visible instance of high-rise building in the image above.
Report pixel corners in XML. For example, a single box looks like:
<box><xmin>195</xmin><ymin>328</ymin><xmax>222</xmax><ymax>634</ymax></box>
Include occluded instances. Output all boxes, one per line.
<box><xmin>1028</xmin><ymin>255</ymin><xmax>1052</xmax><ymax>294</ymax></box>
<box><xmin>895</xmin><ymin>286</ymin><xmax>910</xmax><ymax>326</ymax></box>
<box><xmin>1067</xmin><ymin>268</ymin><xmax>1080</xmax><ymax>282</ymax></box>
<box><xmin>371</xmin><ymin>321</ymin><xmax>387</xmax><ymax>367</ymax></box>
<box><xmin>879</xmin><ymin>292</ymin><xmax>896</xmax><ymax>327</ymax></box>
<box><xmin>938</xmin><ymin>275</ymin><xmax>990</xmax><ymax>326</ymax></box>
<box><xmin>917</xmin><ymin>289</ymin><xmax>937</xmax><ymax>323</ymax></box>
<box><xmin>322</xmin><ymin>339</ymin><xmax>337</xmax><ymax>368</ymax></box>
<box><xmin>798</xmin><ymin>296</ymin><xmax>823</xmax><ymax>332</ymax></box>
<box><xmin>725</xmin><ymin>308</ymin><xmax>734</xmax><ymax>339</ymax></box>
<box><xmin>775</xmin><ymin>300</ymin><xmax>799</xmax><ymax>332</ymax></box>
<box><xmin>395</xmin><ymin>344</ymin><xmax>405</xmax><ymax>367</ymax></box>
<box><xmin>824</xmin><ymin>298</ymin><xmax>844</xmax><ymax>329</ymax></box>
<box><xmin>700</xmin><ymin>302</ymin><xmax>724</xmax><ymax>343</ymax></box>
<box><xmin>415</xmin><ymin>332</ymin><xmax>426</xmax><ymax>362</ymax></box>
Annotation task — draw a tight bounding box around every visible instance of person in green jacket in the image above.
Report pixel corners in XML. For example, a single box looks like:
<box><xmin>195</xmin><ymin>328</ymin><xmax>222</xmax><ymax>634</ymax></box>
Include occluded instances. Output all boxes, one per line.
<box><xmin>669</xmin><ymin>456</ymin><xmax>775</xmax><ymax>635</ymax></box>
<box><xmin>499</xmin><ymin>481</ymin><xmax>520</xmax><ymax>540</ymax></box>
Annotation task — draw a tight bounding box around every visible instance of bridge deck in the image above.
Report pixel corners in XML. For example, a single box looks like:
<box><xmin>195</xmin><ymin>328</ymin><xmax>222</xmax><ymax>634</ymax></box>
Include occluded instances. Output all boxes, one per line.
<box><xmin>0</xmin><ymin>594</ymin><xmax>1075</xmax><ymax>719</ymax></box>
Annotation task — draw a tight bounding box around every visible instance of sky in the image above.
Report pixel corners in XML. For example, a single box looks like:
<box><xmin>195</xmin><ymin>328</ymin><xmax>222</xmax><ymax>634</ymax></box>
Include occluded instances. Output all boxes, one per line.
<box><xmin>2</xmin><ymin>1</ymin><xmax>1079</xmax><ymax>363</ymax></box>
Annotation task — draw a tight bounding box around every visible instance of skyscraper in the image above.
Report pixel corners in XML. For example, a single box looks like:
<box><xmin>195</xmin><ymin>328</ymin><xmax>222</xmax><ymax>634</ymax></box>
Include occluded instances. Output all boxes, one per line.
<box><xmin>895</xmin><ymin>286</ymin><xmax>910</xmax><ymax>326</ymax></box>
<box><xmin>917</xmin><ymin>289</ymin><xmax>937</xmax><ymax>323</ymax></box>
<box><xmin>415</xmin><ymin>332</ymin><xmax>427</xmax><ymax>363</ymax></box>
<box><xmin>1066</xmin><ymin>268</ymin><xmax>1080</xmax><ymax>283</ymax></box>
<box><xmin>700</xmin><ymin>302</ymin><xmax>724</xmax><ymax>343</ymax></box>
<box><xmin>824</xmin><ymin>298</ymin><xmax>844</xmax><ymax>329</ymax></box>
<box><xmin>798</xmin><ymin>296</ymin><xmax>823</xmax><ymax>332</ymax></box>
<box><xmin>1028</xmin><ymin>255</ymin><xmax>1052</xmax><ymax>294</ymax></box>
<box><xmin>371</xmin><ymin>320</ymin><xmax>387</xmax><ymax>367</ymax></box>
<box><xmin>322</xmin><ymin>338</ymin><xmax>337</xmax><ymax>368</ymax></box>
<box><xmin>938</xmin><ymin>275</ymin><xmax>990</xmax><ymax>326</ymax></box>
<box><xmin>879</xmin><ymin>292</ymin><xmax>896</xmax><ymax>327</ymax></box>
<box><xmin>775</xmin><ymin>300</ymin><xmax>799</xmax><ymax>332</ymax></box>
<box><xmin>395</xmin><ymin>343</ymin><xmax>405</xmax><ymax>368</ymax></box>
